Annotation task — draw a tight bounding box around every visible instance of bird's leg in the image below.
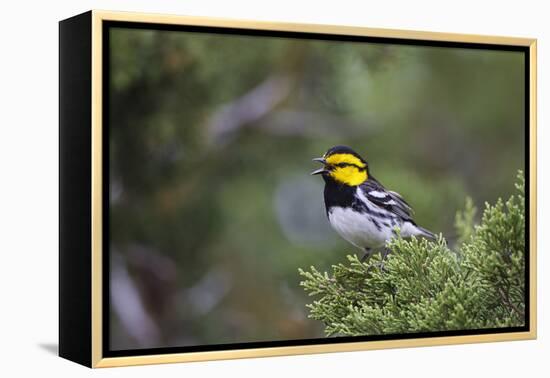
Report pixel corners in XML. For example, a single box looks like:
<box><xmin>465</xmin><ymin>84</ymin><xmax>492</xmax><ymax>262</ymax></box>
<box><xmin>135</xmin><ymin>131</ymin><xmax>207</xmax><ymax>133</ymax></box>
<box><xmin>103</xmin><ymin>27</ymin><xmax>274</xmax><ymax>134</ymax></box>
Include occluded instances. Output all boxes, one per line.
<box><xmin>360</xmin><ymin>248</ymin><xmax>373</xmax><ymax>263</ymax></box>
<box><xmin>381</xmin><ymin>247</ymin><xmax>391</xmax><ymax>261</ymax></box>
<box><xmin>375</xmin><ymin>247</ymin><xmax>392</xmax><ymax>272</ymax></box>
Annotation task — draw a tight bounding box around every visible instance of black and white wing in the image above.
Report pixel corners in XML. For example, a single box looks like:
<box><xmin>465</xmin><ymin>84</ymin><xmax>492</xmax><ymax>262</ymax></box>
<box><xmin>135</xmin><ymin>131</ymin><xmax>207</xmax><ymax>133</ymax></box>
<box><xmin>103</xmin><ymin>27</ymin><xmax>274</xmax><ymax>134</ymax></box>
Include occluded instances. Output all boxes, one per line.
<box><xmin>359</xmin><ymin>179</ymin><xmax>414</xmax><ymax>221</ymax></box>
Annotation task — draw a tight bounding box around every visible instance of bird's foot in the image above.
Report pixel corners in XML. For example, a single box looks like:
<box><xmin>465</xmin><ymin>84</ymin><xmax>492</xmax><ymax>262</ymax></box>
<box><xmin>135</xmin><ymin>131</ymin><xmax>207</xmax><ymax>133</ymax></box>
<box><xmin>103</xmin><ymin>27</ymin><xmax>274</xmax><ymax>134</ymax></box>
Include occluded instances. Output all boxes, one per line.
<box><xmin>374</xmin><ymin>261</ymin><xmax>387</xmax><ymax>272</ymax></box>
<box><xmin>360</xmin><ymin>249</ymin><xmax>373</xmax><ymax>263</ymax></box>
<box><xmin>381</xmin><ymin>247</ymin><xmax>391</xmax><ymax>261</ymax></box>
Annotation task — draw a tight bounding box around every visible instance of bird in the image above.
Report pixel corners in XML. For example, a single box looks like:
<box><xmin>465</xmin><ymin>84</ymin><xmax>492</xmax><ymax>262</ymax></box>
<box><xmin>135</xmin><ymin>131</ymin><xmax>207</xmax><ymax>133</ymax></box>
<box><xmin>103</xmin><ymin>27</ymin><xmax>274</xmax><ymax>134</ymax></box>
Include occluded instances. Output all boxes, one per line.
<box><xmin>311</xmin><ymin>145</ymin><xmax>436</xmax><ymax>262</ymax></box>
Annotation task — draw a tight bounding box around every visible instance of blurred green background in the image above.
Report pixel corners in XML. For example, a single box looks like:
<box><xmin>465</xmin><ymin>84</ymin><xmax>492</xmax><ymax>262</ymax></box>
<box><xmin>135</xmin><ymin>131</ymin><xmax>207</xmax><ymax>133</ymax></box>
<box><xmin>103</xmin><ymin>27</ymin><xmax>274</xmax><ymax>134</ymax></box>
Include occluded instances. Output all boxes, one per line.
<box><xmin>108</xmin><ymin>26</ymin><xmax>525</xmax><ymax>350</ymax></box>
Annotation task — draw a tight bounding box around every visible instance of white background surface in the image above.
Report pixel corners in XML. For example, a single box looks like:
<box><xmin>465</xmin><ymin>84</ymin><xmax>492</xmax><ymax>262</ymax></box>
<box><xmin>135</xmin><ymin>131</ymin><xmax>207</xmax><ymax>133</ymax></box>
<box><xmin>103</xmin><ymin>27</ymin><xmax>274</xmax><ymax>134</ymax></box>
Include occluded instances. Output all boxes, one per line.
<box><xmin>0</xmin><ymin>0</ymin><xmax>547</xmax><ymax>376</ymax></box>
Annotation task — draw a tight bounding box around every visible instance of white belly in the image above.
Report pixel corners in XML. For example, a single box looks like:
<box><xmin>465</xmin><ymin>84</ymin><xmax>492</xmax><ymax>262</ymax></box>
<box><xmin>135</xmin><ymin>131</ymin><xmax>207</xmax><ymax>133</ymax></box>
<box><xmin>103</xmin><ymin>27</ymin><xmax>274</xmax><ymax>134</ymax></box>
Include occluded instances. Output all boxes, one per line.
<box><xmin>328</xmin><ymin>207</ymin><xmax>395</xmax><ymax>249</ymax></box>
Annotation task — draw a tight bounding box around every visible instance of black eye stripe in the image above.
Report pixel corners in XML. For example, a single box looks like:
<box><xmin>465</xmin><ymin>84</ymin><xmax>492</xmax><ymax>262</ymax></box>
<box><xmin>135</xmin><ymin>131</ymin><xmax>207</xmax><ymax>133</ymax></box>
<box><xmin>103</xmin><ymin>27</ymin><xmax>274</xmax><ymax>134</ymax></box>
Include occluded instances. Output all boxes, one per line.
<box><xmin>333</xmin><ymin>163</ymin><xmax>365</xmax><ymax>170</ymax></box>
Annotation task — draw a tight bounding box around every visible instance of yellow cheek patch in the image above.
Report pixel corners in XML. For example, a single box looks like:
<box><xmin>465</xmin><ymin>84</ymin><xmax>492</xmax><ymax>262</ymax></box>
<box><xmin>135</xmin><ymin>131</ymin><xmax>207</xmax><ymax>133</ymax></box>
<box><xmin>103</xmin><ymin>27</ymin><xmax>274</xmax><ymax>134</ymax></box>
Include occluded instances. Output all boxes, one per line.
<box><xmin>325</xmin><ymin>153</ymin><xmax>366</xmax><ymax>168</ymax></box>
<box><xmin>329</xmin><ymin>166</ymin><xmax>367</xmax><ymax>186</ymax></box>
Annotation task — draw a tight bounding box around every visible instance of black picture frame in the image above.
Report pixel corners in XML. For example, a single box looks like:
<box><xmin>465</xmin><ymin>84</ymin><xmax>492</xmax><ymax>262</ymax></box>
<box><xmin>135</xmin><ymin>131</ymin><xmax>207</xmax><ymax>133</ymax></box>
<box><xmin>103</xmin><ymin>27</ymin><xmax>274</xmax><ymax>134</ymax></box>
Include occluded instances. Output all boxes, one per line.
<box><xmin>59</xmin><ymin>10</ymin><xmax>537</xmax><ymax>368</ymax></box>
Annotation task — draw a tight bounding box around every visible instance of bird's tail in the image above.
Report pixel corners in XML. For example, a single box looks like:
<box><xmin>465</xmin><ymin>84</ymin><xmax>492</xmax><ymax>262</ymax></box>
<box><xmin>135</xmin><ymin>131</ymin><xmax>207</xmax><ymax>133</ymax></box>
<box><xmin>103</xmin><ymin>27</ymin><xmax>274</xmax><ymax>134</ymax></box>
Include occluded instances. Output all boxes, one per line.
<box><xmin>415</xmin><ymin>226</ymin><xmax>437</xmax><ymax>241</ymax></box>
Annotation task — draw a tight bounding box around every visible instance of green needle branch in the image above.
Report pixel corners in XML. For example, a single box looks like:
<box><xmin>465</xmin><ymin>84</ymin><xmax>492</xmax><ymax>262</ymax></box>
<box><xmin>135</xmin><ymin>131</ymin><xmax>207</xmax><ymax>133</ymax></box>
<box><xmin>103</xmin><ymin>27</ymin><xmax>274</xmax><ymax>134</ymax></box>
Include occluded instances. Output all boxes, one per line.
<box><xmin>299</xmin><ymin>171</ymin><xmax>526</xmax><ymax>336</ymax></box>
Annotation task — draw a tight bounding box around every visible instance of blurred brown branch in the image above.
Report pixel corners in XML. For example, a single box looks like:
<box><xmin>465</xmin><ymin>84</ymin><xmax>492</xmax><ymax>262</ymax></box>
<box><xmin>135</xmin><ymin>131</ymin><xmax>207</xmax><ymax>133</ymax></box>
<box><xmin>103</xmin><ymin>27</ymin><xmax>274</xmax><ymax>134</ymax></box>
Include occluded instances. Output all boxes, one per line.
<box><xmin>206</xmin><ymin>75</ymin><xmax>292</xmax><ymax>145</ymax></box>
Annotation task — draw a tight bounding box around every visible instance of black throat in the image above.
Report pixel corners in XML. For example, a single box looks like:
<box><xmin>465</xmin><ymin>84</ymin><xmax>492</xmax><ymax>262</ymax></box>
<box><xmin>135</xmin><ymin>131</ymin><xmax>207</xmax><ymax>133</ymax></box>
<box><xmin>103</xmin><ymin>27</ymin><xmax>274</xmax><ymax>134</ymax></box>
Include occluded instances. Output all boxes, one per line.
<box><xmin>322</xmin><ymin>177</ymin><xmax>356</xmax><ymax>215</ymax></box>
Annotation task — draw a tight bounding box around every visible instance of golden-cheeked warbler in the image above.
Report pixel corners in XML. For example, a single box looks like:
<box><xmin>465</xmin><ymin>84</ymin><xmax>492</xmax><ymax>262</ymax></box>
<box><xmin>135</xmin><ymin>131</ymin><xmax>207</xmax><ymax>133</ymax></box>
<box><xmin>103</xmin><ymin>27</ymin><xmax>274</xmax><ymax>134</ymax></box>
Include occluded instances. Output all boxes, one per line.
<box><xmin>311</xmin><ymin>145</ymin><xmax>435</xmax><ymax>261</ymax></box>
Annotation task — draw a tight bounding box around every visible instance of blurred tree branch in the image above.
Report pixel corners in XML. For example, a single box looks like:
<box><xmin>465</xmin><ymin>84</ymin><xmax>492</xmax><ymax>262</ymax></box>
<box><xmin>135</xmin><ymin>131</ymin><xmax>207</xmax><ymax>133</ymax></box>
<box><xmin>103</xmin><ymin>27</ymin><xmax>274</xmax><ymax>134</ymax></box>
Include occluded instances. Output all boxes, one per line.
<box><xmin>207</xmin><ymin>75</ymin><xmax>292</xmax><ymax>145</ymax></box>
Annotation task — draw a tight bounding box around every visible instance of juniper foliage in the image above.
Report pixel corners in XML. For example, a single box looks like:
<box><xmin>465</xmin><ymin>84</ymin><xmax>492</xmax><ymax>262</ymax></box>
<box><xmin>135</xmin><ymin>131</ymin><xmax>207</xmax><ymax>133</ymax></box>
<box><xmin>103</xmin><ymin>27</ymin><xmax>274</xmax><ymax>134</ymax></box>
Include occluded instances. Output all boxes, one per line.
<box><xmin>299</xmin><ymin>172</ymin><xmax>526</xmax><ymax>336</ymax></box>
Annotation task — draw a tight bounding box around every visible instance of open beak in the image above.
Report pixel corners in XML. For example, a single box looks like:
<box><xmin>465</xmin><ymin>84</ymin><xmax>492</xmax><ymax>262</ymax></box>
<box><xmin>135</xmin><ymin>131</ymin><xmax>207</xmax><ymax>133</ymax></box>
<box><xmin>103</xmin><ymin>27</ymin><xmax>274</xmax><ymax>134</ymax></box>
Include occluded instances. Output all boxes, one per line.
<box><xmin>311</xmin><ymin>157</ymin><xmax>327</xmax><ymax>175</ymax></box>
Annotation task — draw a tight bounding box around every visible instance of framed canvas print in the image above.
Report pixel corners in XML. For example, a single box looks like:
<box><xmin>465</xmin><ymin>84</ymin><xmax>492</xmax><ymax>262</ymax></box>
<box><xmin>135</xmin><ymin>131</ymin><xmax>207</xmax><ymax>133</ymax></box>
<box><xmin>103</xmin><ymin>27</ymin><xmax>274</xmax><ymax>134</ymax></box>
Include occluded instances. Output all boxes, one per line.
<box><xmin>59</xmin><ymin>10</ymin><xmax>537</xmax><ymax>368</ymax></box>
